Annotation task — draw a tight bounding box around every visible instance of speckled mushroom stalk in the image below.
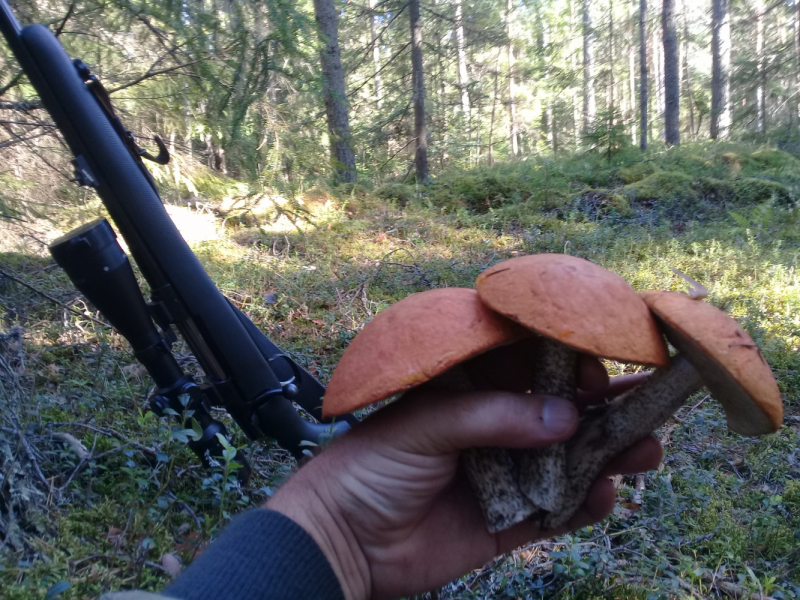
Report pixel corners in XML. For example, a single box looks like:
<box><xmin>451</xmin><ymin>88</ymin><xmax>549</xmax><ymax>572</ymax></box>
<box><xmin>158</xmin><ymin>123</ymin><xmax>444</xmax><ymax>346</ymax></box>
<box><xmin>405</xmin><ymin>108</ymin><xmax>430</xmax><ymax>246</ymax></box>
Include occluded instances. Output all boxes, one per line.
<box><xmin>540</xmin><ymin>291</ymin><xmax>783</xmax><ymax>530</ymax></box>
<box><xmin>322</xmin><ymin>288</ymin><xmax>540</xmax><ymax>533</ymax></box>
<box><xmin>476</xmin><ymin>254</ymin><xmax>670</xmax><ymax>518</ymax></box>
<box><xmin>518</xmin><ymin>338</ymin><xmax>576</xmax><ymax>513</ymax></box>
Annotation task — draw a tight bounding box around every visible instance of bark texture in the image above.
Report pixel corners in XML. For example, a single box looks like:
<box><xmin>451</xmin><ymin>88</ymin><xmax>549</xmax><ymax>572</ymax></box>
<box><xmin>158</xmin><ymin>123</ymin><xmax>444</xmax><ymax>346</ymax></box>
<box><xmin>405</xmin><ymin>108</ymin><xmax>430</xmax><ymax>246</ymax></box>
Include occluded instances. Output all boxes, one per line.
<box><xmin>409</xmin><ymin>0</ymin><xmax>429</xmax><ymax>182</ymax></box>
<box><xmin>455</xmin><ymin>0</ymin><xmax>470</xmax><ymax>117</ymax></box>
<box><xmin>755</xmin><ymin>0</ymin><xmax>765</xmax><ymax>134</ymax></box>
<box><xmin>507</xmin><ymin>0</ymin><xmax>519</xmax><ymax>155</ymax></box>
<box><xmin>583</xmin><ymin>0</ymin><xmax>597</xmax><ymax>132</ymax></box>
<box><xmin>629</xmin><ymin>0</ymin><xmax>637</xmax><ymax>144</ymax></box>
<box><xmin>313</xmin><ymin>0</ymin><xmax>357</xmax><ymax>182</ymax></box>
<box><xmin>681</xmin><ymin>0</ymin><xmax>695</xmax><ymax>139</ymax></box>
<box><xmin>368</xmin><ymin>0</ymin><xmax>383</xmax><ymax>108</ymax></box>
<box><xmin>711</xmin><ymin>0</ymin><xmax>731</xmax><ymax>139</ymax></box>
<box><xmin>662</xmin><ymin>0</ymin><xmax>680</xmax><ymax>145</ymax></box>
<box><xmin>639</xmin><ymin>0</ymin><xmax>648</xmax><ymax>149</ymax></box>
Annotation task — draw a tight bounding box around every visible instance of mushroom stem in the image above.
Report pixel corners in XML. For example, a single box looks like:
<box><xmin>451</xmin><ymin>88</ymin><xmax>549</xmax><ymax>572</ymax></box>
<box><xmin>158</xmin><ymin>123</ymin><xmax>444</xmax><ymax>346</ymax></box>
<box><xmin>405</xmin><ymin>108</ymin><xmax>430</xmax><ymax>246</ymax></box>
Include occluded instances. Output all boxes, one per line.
<box><xmin>428</xmin><ymin>365</ymin><xmax>537</xmax><ymax>533</ymax></box>
<box><xmin>543</xmin><ymin>354</ymin><xmax>704</xmax><ymax>530</ymax></box>
<box><xmin>518</xmin><ymin>338</ymin><xmax>576</xmax><ymax>512</ymax></box>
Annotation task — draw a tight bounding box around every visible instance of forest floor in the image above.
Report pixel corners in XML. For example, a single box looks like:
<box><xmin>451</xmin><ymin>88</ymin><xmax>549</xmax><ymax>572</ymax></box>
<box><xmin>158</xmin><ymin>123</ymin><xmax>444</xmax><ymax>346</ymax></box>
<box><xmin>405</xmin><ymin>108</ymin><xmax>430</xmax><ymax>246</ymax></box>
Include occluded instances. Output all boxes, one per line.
<box><xmin>1</xmin><ymin>141</ymin><xmax>799</xmax><ymax>599</ymax></box>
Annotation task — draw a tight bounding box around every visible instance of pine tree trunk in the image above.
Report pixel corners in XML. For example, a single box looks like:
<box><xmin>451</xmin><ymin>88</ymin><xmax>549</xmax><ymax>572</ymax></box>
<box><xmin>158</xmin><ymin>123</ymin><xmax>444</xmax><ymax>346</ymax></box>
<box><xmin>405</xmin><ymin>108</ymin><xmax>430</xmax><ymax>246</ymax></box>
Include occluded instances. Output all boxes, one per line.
<box><xmin>571</xmin><ymin>0</ymin><xmax>582</xmax><ymax>144</ymax></box>
<box><xmin>681</xmin><ymin>0</ymin><xmax>696</xmax><ymax>139</ymax></box>
<box><xmin>609</xmin><ymin>0</ymin><xmax>616</xmax><ymax>116</ymax></box>
<box><xmin>369</xmin><ymin>0</ymin><xmax>383</xmax><ymax>108</ymax></box>
<box><xmin>653</xmin><ymin>28</ymin><xmax>664</xmax><ymax>139</ymax></box>
<box><xmin>409</xmin><ymin>0</ymin><xmax>429</xmax><ymax>182</ymax></box>
<box><xmin>639</xmin><ymin>0</ymin><xmax>648</xmax><ymax>150</ymax></box>
<box><xmin>711</xmin><ymin>0</ymin><xmax>732</xmax><ymax>139</ymax></box>
<box><xmin>795</xmin><ymin>0</ymin><xmax>800</xmax><ymax>133</ymax></box>
<box><xmin>313</xmin><ymin>0</ymin><xmax>357</xmax><ymax>182</ymax></box>
<box><xmin>583</xmin><ymin>0</ymin><xmax>597</xmax><ymax>131</ymax></box>
<box><xmin>507</xmin><ymin>0</ymin><xmax>520</xmax><ymax>156</ymax></box>
<box><xmin>435</xmin><ymin>2</ymin><xmax>448</xmax><ymax>167</ymax></box>
<box><xmin>629</xmin><ymin>0</ymin><xmax>638</xmax><ymax>144</ymax></box>
<box><xmin>779</xmin><ymin>5</ymin><xmax>791</xmax><ymax>129</ymax></box>
<box><xmin>455</xmin><ymin>0</ymin><xmax>470</xmax><ymax>117</ymax></box>
<box><xmin>489</xmin><ymin>52</ymin><xmax>501</xmax><ymax>166</ymax></box>
<box><xmin>756</xmin><ymin>0</ymin><xmax>766</xmax><ymax>134</ymax></box>
<box><xmin>662</xmin><ymin>0</ymin><xmax>680</xmax><ymax>144</ymax></box>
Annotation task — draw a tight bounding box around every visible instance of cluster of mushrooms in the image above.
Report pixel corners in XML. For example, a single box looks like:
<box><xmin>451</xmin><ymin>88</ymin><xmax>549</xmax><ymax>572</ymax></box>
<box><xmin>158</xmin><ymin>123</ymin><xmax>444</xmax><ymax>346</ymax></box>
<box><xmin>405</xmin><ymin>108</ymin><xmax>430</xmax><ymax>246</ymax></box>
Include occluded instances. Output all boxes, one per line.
<box><xmin>322</xmin><ymin>254</ymin><xmax>783</xmax><ymax>533</ymax></box>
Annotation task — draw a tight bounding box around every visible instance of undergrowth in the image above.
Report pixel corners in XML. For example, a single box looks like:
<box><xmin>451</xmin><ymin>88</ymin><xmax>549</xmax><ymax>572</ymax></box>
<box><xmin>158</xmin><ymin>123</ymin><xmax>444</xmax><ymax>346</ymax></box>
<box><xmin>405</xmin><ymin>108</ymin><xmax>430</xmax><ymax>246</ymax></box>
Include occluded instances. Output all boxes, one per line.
<box><xmin>1</xmin><ymin>141</ymin><xmax>799</xmax><ymax>599</ymax></box>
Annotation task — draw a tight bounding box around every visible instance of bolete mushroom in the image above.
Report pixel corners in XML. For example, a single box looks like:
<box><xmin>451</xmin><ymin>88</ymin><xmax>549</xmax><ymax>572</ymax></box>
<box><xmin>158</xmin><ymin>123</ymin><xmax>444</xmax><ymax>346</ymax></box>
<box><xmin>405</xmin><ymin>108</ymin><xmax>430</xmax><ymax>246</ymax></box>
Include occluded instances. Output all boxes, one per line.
<box><xmin>541</xmin><ymin>290</ymin><xmax>783</xmax><ymax>529</ymax></box>
<box><xmin>323</xmin><ymin>287</ymin><xmax>540</xmax><ymax>531</ymax></box>
<box><xmin>475</xmin><ymin>254</ymin><xmax>669</xmax><ymax>512</ymax></box>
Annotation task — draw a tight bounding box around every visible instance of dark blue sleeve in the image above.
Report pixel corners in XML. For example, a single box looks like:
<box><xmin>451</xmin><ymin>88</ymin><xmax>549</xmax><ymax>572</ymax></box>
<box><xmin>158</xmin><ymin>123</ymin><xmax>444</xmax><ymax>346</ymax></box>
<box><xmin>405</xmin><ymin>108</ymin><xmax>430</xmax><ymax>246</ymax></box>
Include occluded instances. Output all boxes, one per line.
<box><xmin>164</xmin><ymin>509</ymin><xmax>345</xmax><ymax>600</ymax></box>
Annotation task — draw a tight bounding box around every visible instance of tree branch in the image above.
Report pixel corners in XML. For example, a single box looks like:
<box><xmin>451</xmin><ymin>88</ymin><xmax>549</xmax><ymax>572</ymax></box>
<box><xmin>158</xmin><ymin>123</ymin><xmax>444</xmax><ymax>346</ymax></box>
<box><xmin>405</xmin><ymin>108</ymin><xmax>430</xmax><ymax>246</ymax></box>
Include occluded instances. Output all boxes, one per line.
<box><xmin>54</xmin><ymin>2</ymin><xmax>77</xmax><ymax>37</ymax></box>
<box><xmin>106</xmin><ymin>58</ymin><xmax>204</xmax><ymax>94</ymax></box>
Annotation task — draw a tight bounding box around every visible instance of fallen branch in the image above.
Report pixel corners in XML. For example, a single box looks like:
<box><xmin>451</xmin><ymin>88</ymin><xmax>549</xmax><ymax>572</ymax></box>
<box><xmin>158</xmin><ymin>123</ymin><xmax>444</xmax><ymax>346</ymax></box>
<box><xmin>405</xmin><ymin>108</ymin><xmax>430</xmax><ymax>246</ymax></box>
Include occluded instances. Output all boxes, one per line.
<box><xmin>52</xmin><ymin>432</ymin><xmax>89</xmax><ymax>460</ymax></box>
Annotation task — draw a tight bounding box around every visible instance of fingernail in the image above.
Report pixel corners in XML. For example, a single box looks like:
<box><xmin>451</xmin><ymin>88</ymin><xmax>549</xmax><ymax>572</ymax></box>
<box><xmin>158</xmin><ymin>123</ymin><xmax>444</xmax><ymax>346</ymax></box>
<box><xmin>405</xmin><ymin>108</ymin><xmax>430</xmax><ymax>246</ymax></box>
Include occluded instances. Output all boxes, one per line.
<box><xmin>542</xmin><ymin>397</ymin><xmax>577</xmax><ymax>434</ymax></box>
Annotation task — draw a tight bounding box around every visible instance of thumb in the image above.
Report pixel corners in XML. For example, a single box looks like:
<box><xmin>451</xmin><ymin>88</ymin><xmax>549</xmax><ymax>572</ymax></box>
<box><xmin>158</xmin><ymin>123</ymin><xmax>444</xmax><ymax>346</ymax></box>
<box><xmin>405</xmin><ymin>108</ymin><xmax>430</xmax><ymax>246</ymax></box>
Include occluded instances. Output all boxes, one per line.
<box><xmin>361</xmin><ymin>391</ymin><xmax>579</xmax><ymax>455</ymax></box>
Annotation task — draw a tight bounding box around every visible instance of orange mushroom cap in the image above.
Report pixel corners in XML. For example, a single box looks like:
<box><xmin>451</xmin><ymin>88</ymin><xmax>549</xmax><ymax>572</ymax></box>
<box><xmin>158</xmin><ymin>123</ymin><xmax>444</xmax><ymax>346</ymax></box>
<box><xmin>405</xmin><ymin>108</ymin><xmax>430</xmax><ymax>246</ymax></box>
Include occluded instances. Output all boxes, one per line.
<box><xmin>641</xmin><ymin>291</ymin><xmax>783</xmax><ymax>435</ymax></box>
<box><xmin>323</xmin><ymin>287</ymin><xmax>529</xmax><ymax>417</ymax></box>
<box><xmin>476</xmin><ymin>254</ymin><xmax>669</xmax><ymax>367</ymax></box>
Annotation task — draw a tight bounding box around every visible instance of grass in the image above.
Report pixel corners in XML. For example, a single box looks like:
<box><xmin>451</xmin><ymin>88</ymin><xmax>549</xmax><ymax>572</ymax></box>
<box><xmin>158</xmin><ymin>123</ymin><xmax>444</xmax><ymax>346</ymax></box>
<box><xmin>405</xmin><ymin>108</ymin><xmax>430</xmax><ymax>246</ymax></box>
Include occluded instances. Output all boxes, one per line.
<box><xmin>0</xmin><ymin>141</ymin><xmax>799</xmax><ymax>599</ymax></box>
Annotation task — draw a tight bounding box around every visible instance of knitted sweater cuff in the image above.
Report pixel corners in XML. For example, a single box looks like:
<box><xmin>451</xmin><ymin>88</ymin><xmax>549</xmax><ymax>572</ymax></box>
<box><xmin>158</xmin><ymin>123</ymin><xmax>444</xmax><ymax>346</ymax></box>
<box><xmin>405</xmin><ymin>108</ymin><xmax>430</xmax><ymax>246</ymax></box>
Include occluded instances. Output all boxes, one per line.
<box><xmin>163</xmin><ymin>508</ymin><xmax>345</xmax><ymax>600</ymax></box>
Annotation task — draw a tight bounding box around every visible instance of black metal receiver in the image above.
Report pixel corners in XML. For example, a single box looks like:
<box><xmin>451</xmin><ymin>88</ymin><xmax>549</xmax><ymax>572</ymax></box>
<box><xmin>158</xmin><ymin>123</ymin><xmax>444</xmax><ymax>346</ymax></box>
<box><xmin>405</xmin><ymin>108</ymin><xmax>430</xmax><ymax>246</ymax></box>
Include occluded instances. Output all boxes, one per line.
<box><xmin>0</xmin><ymin>0</ymin><xmax>356</xmax><ymax>480</ymax></box>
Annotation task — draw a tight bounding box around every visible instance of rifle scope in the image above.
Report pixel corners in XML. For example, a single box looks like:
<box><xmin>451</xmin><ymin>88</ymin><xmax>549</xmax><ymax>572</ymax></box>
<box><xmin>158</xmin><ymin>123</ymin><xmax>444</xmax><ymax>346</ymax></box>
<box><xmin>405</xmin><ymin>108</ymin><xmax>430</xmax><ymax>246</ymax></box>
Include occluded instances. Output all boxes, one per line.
<box><xmin>49</xmin><ymin>219</ymin><xmax>250</xmax><ymax>479</ymax></box>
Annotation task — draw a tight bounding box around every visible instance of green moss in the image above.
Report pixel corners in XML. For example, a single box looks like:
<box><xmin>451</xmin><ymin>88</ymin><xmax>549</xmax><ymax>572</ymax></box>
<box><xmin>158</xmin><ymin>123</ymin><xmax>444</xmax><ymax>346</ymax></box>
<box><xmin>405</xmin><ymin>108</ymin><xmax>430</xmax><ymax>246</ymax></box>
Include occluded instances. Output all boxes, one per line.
<box><xmin>532</xmin><ymin>187</ymin><xmax>572</xmax><ymax>210</ymax></box>
<box><xmin>694</xmin><ymin>177</ymin><xmax>735</xmax><ymax>202</ymax></box>
<box><xmin>623</xmin><ymin>171</ymin><xmax>696</xmax><ymax>202</ymax></box>
<box><xmin>748</xmin><ymin>148</ymin><xmax>800</xmax><ymax>172</ymax></box>
<box><xmin>733</xmin><ymin>178</ymin><xmax>793</xmax><ymax>205</ymax></box>
<box><xmin>753</xmin><ymin>522</ymin><xmax>796</xmax><ymax>560</ymax></box>
<box><xmin>617</xmin><ymin>161</ymin><xmax>658</xmax><ymax>184</ymax></box>
<box><xmin>375</xmin><ymin>182</ymin><xmax>416</xmax><ymax>207</ymax></box>
<box><xmin>784</xmin><ymin>480</ymin><xmax>800</xmax><ymax>512</ymax></box>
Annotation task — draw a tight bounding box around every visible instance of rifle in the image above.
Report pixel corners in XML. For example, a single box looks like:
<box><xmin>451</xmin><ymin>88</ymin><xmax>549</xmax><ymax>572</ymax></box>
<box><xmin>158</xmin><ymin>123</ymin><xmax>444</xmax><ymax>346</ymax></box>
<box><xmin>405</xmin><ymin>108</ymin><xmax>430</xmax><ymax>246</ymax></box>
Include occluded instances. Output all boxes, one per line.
<box><xmin>0</xmin><ymin>0</ymin><xmax>357</xmax><ymax>481</ymax></box>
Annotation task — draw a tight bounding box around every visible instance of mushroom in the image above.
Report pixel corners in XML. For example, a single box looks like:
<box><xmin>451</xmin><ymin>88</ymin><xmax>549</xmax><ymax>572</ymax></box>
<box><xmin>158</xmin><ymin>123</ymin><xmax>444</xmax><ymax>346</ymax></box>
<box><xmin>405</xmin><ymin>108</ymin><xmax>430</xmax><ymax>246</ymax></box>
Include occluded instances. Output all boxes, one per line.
<box><xmin>541</xmin><ymin>290</ymin><xmax>783</xmax><ymax>529</ymax></box>
<box><xmin>323</xmin><ymin>287</ymin><xmax>540</xmax><ymax>531</ymax></box>
<box><xmin>475</xmin><ymin>254</ymin><xmax>669</xmax><ymax>512</ymax></box>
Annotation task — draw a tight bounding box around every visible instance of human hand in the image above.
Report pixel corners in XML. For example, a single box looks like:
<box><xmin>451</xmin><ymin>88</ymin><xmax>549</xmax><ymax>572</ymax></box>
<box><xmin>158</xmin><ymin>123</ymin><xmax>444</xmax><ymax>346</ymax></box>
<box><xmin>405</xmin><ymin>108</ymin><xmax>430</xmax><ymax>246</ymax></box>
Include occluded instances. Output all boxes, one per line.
<box><xmin>267</xmin><ymin>342</ymin><xmax>663</xmax><ymax>600</ymax></box>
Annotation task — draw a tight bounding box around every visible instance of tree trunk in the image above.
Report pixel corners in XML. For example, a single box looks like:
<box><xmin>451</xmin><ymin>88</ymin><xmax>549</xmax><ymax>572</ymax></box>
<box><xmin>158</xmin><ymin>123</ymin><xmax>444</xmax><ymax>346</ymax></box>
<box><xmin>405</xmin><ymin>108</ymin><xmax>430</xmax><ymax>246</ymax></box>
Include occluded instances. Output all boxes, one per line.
<box><xmin>609</xmin><ymin>0</ymin><xmax>616</xmax><ymax>116</ymax></box>
<box><xmin>629</xmin><ymin>0</ymin><xmax>638</xmax><ymax>144</ymax></box>
<box><xmin>755</xmin><ymin>0</ymin><xmax>766</xmax><ymax>134</ymax></box>
<box><xmin>410</xmin><ymin>0</ymin><xmax>429</xmax><ymax>183</ymax></box>
<box><xmin>583</xmin><ymin>0</ymin><xmax>597</xmax><ymax>131</ymax></box>
<box><xmin>435</xmin><ymin>2</ymin><xmax>447</xmax><ymax>167</ymax></box>
<box><xmin>662</xmin><ymin>0</ymin><xmax>680</xmax><ymax>144</ymax></box>
<box><xmin>681</xmin><ymin>0</ymin><xmax>696</xmax><ymax>139</ymax></box>
<box><xmin>489</xmin><ymin>52</ymin><xmax>501</xmax><ymax>166</ymax></box>
<box><xmin>571</xmin><ymin>0</ymin><xmax>582</xmax><ymax>144</ymax></box>
<box><xmin>507</xmin><ymin>0</ymin><xmax>519</xmax><ymax>156</ymax></box>
<box><xmin>711</xmin><ymin>0</ymin><xmax>732</xmax><ymax>139</ymax></box>
<box><xmin>795</xmin><ymin>0</ymin><xmax>800</xmax><ymax>133</ymax></box>
<box><xmin>369</xmin><ymin>0</ymin><xmax>383</xmax><ymax>108</ymax></box>
<box><xmin>779</xmin><ymin>4</ymin><xmax>790</xmax><ymax>129</ymax></box>
<box><xmin>653</xmin><ymin>27</ymin><xmax>664</xmax><ymax>139</ymax></box>
<box><xmin>313</xmin><ymin>0</ymin><xmax>357</xmax><ymax>182</ymax></box>
<box><xmin>639</xmin><ymin>0</ymin><xmax>648</xmax><ymax>149</ymax></box>
<box><xmin>455</xmin><ymin>0</ymin><xmax>470</xmax><ymax>117</ymax></box>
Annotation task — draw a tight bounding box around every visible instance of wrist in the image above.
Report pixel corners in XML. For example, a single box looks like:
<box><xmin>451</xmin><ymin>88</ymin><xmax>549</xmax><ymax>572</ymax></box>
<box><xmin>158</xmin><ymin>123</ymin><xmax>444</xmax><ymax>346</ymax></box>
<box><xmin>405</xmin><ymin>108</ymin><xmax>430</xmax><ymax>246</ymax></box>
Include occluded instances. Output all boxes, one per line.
<box><xmin>267</xmin><ymin>462</ymin><xmax>371</xmax><ymax>600</ymax></box>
